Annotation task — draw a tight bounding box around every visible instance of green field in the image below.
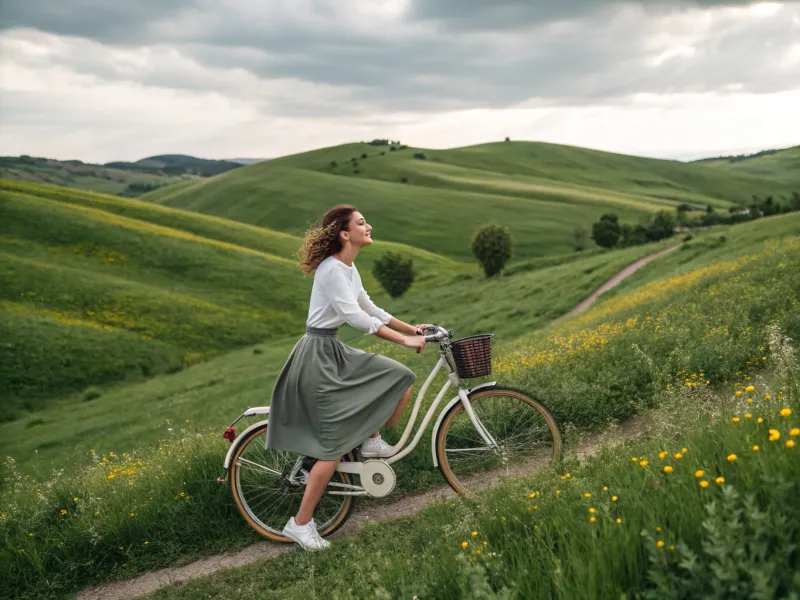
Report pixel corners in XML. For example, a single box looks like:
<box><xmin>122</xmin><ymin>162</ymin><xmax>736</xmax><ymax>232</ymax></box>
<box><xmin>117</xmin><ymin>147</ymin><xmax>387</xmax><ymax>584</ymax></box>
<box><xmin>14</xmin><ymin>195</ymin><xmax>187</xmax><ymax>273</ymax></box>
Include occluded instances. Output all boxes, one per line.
<box><xmin>3</xmin><ymin>139</ymin><xmax>800</xmax><ymax>600</ymax></box>
<box><xmin>142</xmin><ymin>141</ymin><xmax>797</xmax><ymax>260</ymax></box>
<box><xmin>694</xmin><ymin>145</ymin><xmax>800</xmax><ymax>186</ymax></box>
<box><xmin>2</xmin><ymin>211</ymin><xmax>798</xmax><ymax>600</ymax></box>
<box><xmin>0</xmin><ymin>179</ymin><xmax>456</xmax><ymax>417</ymax></box>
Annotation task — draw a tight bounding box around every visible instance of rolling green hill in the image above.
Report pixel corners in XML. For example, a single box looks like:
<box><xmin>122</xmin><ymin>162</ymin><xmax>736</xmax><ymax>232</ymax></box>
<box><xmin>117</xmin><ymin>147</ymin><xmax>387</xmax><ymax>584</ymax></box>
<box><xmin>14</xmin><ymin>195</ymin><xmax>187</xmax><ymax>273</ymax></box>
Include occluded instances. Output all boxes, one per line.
<box><xmin>693</xmin><ymin>145</ymin><xmax>800</xmax><ymax>187</ymax></box>
<box><xmin>0</xmin><ymin>153</ymin><xmax>244</xmax><ymax>198</ymax></box>
<box><xmin>142</xmin><ymin>141</ymin><xmax>796</xmax><ymax>260</ymax></box>
<box><xmin>0</xmin><ymin>180</ymin><xmax>456</xmax><ymax>418</ymax></box>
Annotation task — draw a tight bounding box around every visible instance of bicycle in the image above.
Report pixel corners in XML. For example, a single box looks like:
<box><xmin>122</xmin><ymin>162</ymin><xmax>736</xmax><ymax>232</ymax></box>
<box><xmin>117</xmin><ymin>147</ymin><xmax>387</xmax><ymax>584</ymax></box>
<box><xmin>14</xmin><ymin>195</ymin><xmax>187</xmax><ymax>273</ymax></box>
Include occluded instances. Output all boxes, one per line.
<box><xmin>218</xmin><ymin>325</ymin><xmax>561</xmax><ymax>542</ymax></box>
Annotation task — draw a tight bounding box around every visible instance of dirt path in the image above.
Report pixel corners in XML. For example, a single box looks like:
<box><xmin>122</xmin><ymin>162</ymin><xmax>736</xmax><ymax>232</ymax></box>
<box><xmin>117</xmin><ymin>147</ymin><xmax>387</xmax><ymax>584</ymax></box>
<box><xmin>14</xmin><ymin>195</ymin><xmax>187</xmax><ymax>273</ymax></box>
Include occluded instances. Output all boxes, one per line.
<box><xmin>76</xmin><ymin>246</ymin><xmax>677</xmax><ymax>600</ymax></box>
<box><xmin>558</xmin><ymin>245</ymin><xmax>680</xmax><ymax>321</ymax></box>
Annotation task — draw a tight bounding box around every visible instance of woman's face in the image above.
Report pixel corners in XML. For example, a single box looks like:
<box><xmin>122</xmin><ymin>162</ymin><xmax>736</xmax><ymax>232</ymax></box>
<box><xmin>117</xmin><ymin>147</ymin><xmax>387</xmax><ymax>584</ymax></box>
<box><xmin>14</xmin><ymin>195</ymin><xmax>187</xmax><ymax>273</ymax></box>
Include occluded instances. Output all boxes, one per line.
<box><xmin>342</xmin><ymin>211</ymin><xmax>373</xmax><ymax>247</ymax></box>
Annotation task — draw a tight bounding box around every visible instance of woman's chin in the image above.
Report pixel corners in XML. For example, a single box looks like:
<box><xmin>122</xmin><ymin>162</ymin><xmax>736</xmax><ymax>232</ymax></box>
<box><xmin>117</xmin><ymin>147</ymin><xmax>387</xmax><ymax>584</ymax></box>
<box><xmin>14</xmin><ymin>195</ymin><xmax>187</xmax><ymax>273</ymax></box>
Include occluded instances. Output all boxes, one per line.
<box><xmin>362</xmin><ymin>237</ymin><xmax>374</xmax><ymax>246</ymax></box>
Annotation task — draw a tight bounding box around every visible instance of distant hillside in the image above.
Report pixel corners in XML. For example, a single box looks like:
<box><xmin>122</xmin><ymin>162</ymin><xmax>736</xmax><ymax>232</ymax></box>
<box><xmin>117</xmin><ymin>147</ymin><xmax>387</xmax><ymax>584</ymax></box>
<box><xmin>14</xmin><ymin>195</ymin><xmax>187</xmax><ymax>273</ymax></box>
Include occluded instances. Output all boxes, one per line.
<box><xmin>141</xmin><ymin>140</ymin><xmax>796</xmax><ymax>260</ymax></box>
<box><xmin>692</xmin><ymin>145</ymin><xmax>800</xmax><ymax>187</ymax></box>
<box><xmin>0</xmin><ymin>154</ymin><xmax>244</xmax><ymax>197</ymax></box>
<box><xmin>106</xmin><ymin>154</ymin><xmax>243</xmax><ymax>177</ymax></box>
<box><xmin>226</xmin><ymin>158</ymin><xmax>270</xmax><ymax>165</ymax></box>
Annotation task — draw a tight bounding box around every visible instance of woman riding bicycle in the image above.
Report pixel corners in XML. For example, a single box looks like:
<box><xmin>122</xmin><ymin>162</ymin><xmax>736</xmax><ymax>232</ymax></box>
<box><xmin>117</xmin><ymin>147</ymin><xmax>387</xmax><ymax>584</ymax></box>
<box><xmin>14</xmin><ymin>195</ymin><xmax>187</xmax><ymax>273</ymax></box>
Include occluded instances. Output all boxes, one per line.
<box><xmin>265</xmin><ymin>205</ymin><xmax>430</xmax><ymax>551</ymax></box>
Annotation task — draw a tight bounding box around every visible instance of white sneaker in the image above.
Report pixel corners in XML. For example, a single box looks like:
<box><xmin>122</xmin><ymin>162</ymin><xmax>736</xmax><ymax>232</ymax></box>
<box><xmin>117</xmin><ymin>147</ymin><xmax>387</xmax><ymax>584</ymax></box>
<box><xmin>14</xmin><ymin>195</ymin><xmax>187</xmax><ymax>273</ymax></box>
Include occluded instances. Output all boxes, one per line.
<box><xmin>282</xmin><ymin>517</ymin><xmax>330</xmax><ymax>551</ymax></box>
<box><xmin>360</xmin><ymin>434</ymin><xmax>395</xmax><ymax>458</ymax></box>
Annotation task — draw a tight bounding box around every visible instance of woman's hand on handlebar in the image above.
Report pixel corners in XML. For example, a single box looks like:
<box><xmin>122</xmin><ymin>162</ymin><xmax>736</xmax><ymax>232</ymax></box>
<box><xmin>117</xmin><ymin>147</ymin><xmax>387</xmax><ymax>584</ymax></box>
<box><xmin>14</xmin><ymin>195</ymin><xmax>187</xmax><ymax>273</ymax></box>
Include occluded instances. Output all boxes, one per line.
<box><xmin>413</xmin><ymin>323</ymin><xmax>433</xmax><ymax>336</ymax></box>
<box><xmin>403</xmin><ymin>335</ymin><xmax>426</xmax><ymax>354</ymax></box>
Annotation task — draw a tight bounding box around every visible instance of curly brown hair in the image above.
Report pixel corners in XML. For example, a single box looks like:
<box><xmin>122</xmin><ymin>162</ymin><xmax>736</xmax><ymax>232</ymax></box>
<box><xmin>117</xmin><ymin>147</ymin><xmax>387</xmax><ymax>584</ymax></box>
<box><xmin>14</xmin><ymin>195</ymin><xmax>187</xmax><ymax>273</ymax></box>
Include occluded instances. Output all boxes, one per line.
<box><xmin>298</xmin><ymin>204</ymin><xmax>358</xmax><ymax>275</ymax></box>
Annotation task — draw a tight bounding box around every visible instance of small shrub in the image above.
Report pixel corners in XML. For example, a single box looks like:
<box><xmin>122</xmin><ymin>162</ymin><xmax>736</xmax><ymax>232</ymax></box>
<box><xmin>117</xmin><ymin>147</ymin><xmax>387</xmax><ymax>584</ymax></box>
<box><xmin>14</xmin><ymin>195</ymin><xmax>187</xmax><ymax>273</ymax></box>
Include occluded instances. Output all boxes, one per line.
<box><xmin>400</xmin><ymin>177</ymin><xmax>408</xmax><ymax>184</ymax></box>
<box><xmin>471</xmin><ymin>224</ymin><xmax>514</xmax><ymax>277</ymax></box>
<box><xmin>252</xmin><ymin>347</ymin><xmax>263</xmax><ymax>355</ymax></box>
<box><xmin>413</xmin><ymin>152</ymin><xmax>426</xmax><ymax>160</ymax></box>
<box><xmin>329</xmin><ymin>161</ymin><xmax>337</xmax><ymax>168</ymax></box>
<box><xmin>361</xmin><ymin>153</ymin><xmax>367</xmax><ymax>159</ymax></box>
<box><xmin>353</xmin><ymin>169</ymin><xmax>360</xmax><ymax>175</ymax></box>
<box><xmin>390</xmin><ymin>146</ymin><xmax>397</xmax><ymax>152</ymax></box>
<box><xmin>683</xmin><ymin>234</ymin><xmax>693</xmax><ymax>242</ymax></box>
<box><xmin>372</xmin><ymin>252</ymin><xmax>415</xmax><ymax>297</ymax></box>
<box><xmin>25</xmin><ymin>417</ymin><xmax>46</xmax><ymax>428</ymax></box>
<box><xmin>82</xmin><ymin>387</ymin><xmax>102</xmax><ymax>402</ymax></box>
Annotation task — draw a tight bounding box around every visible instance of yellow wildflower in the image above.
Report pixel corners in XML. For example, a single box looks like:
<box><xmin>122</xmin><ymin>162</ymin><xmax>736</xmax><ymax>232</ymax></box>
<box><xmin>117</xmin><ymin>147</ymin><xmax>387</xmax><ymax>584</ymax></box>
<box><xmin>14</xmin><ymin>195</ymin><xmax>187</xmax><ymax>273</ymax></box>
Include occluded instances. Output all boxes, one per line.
<box><xmin>584</xmin><ymin>493</ymin><xmax>591</xmax><ymax>498</ymax></box>
<box><xmin>611</xmin><ymin>495</ymin><xmax>618</xmax><ymax>502</ymax></box>
<box><xmin>699</xmin><ymin>480</ymin><xmax>709</xmax><ymax>488</ymax></box>
<box><xmin>639</xmin><ymin>460</ymin><xmax>648</xmax><ymax>468</ymax></box>
<box><xmin>589</xmin><ymin>517</ymin><xmax>596</xmax><ymax>523</ymax></box>
<box><xmin>790</xmin><ymin>428</ymin><xmax>799</xmax><ymax>436</ymax></box>
<box><xmin>674</xmin><ymin>453</ymin><xmax>683</xmax><ymax>459</ymax></box>
<box><xmin>764</xmin><ymin>394</ymin><xmax>771</xmax><ymax>400</ymax></box>
<box><xmin>745</xmin><ymin>414</ymin><xmax>752</xmax><ymax>419</ymax></box>
<box><xmin>752</xmin><ymin>445</ymin><xmax>759</xmax><ymax>452</ymax></box>
<box><xmin>731</xmin><ymin>417</ymin><xmax>740</xmax><ymax>423</ymax></box>
<box><xmin>787</xmin><ymin>440</ymin><xmax>796</xmax><ymax>448</ymax></box>
<box><xmin>715</xmin><ymin>477</ymin><xmax>725</xmax><ymax>485</ymax></box>
<box><xmin>769</xmin><ymin>429</ymin><xmax>781</xmax><ymax>441</ymax></box>
<box><xmin>656</xmin><ymin>540</ymin><xmax>664</xmax><ymax>548</ymax></box>
<box><xmin>694</xmin><ymin>470</ymin><xmax>704</xmax><ymax>478</ymax></box>
<box><xmin>663</xmin><ymin>466</ymin><xmax>674</xmax><ymax>474</ymax></box>
<box><xmin>745</xmin><ymin>385</ymin><xmax>755</xmax><ymax>393</ymax></box>
<box><xmin>588</xmin><ymin>507</ymin><xmax>596</xmax><ymax>514</ymax></box>
<box><xmin>780</xmin><ymin>408</ymin><xmax>792</xmax><ymax>417</ymax></box>
<box><xmin>472</xmin><ymin>531</ymin><xmax>478</xmax><ymax>537</ymax></box>
<box><xmin>727</xmin><ymin>454</ymin><xmax>737</xmax><ymax>462</ymax></box>
<box><xmin>757</xmin><ymin>417</ymin><xmax>764</xmax><ymax>424</ymax></box>
<box><xmin>735</xmin><ymin>391</ymin><xmax>742</xmax><ymax>397</ymax></box>
<box><xmin>461</xmin><ymin>541</ymin><xmax>468</xmax><ymax>548</ymax></box>
<box><xmin>616</xmin><ymin>518</ymin><xmax>622</xmax><ymax>524</ymax></box>
<box><xmin>658</xmin><ymin>451</ymin><xmax>668</xmax><ymax>460</ymax></box>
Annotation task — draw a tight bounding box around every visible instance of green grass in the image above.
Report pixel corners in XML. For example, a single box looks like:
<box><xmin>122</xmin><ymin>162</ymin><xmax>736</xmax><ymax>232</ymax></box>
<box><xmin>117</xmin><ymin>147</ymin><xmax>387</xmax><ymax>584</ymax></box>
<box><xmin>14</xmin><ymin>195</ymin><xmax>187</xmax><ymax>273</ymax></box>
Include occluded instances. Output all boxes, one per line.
<box><xmin>695</xmin><ymin>145</ymin><xmax>800</xmax><ymax>187</ymax></box>
<box><xmin>0</xmin><ymin>157</ymin><xmax>183</xmax><ymax>197</ymax></box>
<box><xmin>2</xmin><ymin>214</ymin><xmax>799</xmax><ymax>600</ymax></box>
<box><xmin>139</xmin><ymin>370</ymin><xmax>799</xmax><ymax>600</ymax></box>
<box><xmin>142</xmin><ymin>141</ymin><xmax>796</xmax><ymax>261</ymax></box>
<box><xmin>0</xmin><ymin>180</ymin><xmax>459</xmax><ymax>417</ymax></box>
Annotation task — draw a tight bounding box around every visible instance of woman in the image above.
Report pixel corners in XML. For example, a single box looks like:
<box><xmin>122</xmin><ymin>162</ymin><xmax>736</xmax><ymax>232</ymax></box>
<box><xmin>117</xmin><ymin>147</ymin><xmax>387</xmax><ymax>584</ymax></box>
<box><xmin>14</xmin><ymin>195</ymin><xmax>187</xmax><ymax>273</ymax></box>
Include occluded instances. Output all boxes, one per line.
<box><xmin>265</xmin><ymin>205</ymin><xmax>429</xmax><ymax>551</ymax></box>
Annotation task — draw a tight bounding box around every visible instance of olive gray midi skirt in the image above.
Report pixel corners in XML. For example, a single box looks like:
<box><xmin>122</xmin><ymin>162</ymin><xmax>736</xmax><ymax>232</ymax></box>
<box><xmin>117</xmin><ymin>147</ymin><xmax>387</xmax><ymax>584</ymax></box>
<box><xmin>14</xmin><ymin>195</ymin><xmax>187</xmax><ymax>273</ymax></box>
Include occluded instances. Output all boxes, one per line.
<box><xmin>265</xmin><ymin>326</ymin><xmax>416</xmax><ymax>460</ymax></box>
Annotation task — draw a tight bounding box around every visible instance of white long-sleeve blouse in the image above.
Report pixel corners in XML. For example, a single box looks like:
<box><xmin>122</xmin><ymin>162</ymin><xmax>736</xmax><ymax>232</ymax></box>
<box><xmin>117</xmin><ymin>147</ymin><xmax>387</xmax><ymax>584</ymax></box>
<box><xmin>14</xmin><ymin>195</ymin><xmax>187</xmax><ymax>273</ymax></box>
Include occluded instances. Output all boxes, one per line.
<box><xmin>306</xmin><ymin>255</ymin><xmax>392</xmax><ymax>335</ymax></box>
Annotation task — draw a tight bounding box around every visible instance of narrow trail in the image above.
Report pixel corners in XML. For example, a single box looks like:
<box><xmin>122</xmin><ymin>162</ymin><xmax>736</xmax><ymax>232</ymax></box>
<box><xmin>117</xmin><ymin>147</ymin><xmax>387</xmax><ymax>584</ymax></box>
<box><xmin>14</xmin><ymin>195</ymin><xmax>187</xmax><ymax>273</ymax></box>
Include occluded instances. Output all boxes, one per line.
<box><xmin>77</xmin><ymin>246</ymin><xmax>677</xmax><ymax>600</ymax></box>
<box><xmin>557</xmin><ymin>245</ymin><xmax>680</xmax><ymax>321</ymax></box>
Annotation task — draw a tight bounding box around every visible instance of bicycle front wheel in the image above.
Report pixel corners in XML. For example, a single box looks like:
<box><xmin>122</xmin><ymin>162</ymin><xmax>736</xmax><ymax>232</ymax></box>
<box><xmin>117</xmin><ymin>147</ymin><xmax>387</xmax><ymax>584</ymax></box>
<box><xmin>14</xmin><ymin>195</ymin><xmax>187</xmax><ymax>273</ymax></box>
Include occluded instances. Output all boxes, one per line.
<box><xmin>436</xmin><ymin>386</ymin><xmax>561</xmax><ymax>495</ymax></box>
<box><xmin>230</xmin><ymin>422</ymin><xmax>356</xmax><ymax>542</ymax></box>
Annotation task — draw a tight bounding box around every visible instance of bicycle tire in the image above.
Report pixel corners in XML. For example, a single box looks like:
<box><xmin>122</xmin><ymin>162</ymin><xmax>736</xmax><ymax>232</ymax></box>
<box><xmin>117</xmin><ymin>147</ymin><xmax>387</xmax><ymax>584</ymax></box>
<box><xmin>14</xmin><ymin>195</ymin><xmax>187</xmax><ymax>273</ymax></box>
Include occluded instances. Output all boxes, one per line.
<box><xmin>435</xmin><ymin>386</ymin><xmax>561</xmax><ymax>496</ymax></box>
<box><xmin>230</xmin><ymin>422</ymin><xmax>357</xmax><ymax>542</ymax></box>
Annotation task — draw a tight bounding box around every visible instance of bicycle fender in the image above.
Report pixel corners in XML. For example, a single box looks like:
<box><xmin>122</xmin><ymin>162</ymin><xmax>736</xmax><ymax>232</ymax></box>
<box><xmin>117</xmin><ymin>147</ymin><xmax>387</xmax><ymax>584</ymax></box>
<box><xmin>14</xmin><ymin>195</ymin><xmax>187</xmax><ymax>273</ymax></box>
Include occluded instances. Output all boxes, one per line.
<box><xmin>430</xmin><ymin>381</ymin><xmax>495</xmax><ymax>467</ymax></box>
<box><xmin>223</xmin><ymin>418</ymin><xmax>269</xmax><ymax>471</ymax></box>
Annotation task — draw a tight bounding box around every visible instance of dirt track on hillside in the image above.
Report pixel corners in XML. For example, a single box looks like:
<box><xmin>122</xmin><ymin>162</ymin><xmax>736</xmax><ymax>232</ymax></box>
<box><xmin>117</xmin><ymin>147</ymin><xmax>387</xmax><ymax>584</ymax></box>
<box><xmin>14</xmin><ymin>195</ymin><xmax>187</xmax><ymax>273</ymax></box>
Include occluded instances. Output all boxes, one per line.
<box><xmin>76</xmin><ymin>246</ymin><xmax>677</xmax><ymax>600</ymax></box>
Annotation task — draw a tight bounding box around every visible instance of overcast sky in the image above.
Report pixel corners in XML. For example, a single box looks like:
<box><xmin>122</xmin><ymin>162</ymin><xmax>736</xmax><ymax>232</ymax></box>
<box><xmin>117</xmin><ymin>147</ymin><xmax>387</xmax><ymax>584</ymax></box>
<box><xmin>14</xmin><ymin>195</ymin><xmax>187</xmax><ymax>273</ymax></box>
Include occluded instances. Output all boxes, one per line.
<box><xmin>1</xmin><ymin>1</ymin><xmax>798</xmax><ymax>163</ymax></box>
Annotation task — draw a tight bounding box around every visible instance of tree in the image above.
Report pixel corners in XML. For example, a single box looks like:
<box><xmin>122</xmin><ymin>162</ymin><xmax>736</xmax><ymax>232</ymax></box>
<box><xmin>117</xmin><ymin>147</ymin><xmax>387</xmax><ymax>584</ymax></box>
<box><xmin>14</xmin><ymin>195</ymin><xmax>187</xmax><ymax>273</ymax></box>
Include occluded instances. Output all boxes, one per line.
<box><xmin>471</xmin><ymin>224</ymin><xmax>514</xmax><ymax>277</ymax></box>
<box><xmin>591</xmin><ymin>213</ymin><xmax>622</xmax><ymax>248</ymax></box>
<box><xmin>620</xmin><ymin>223</ymin><xmax>648</xmax><ymax>247</ymax></box>
<box><xmin>372</xmin><ymin>253</ymin><xmax>415</xmax><ymax>297</ymax></box>
<box><xmin>646</xmin><ymin>211</ymin><xmax>676</xmax><ymax>241</ymax></box>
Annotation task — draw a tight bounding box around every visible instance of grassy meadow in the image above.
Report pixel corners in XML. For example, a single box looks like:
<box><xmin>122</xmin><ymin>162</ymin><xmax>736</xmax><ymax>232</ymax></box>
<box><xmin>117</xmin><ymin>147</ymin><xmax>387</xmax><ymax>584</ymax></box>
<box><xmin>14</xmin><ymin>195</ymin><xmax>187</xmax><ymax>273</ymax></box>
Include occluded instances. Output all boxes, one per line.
<box><xmin>141</xmin><ymin>142</ymin><xmax>797</xmax><ymax>260</ymax></box>
<box><xmin>2</xmin><ymin>139</ymin><xmax>800</xmax><ymax>600</ymax></box>
<box><xmin>2</xmin><ymin>211</ymin><xmax>799</xmax><ymax>600</ymax></box>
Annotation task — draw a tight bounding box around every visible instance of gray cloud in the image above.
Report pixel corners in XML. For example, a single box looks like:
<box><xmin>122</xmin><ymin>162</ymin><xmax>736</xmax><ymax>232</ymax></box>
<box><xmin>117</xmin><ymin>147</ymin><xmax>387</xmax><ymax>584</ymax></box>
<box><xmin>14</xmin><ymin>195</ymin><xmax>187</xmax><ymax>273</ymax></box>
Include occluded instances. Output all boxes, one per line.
<box><xmin>1</xmin><ymin>1</ymin><xmax>799</xmax><ymax>127</ymax></box>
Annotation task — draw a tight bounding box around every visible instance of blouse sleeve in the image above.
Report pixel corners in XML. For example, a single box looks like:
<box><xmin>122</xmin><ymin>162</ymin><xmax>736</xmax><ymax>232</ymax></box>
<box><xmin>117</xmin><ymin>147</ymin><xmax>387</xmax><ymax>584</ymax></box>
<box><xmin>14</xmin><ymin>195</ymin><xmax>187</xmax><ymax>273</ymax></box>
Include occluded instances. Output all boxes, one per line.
<box><xmin>357</xmin><ymin>288</ymin><xmax>392</xmax><ymax>325</ymax></box>
<box><xmin>320</xmin><ymin>268</ymin><xmax>385</xmax><ymax>335</ymax></box>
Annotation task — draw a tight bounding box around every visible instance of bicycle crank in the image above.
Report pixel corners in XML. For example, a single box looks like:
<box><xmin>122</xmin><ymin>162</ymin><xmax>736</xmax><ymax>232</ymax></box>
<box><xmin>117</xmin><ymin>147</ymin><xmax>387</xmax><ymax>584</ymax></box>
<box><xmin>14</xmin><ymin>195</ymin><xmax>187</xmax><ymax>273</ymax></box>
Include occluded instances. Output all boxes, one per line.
<box><xmin>360</xmin><ymin>460</ymin><xmax>396</xmax><ymax>497</ymax></box>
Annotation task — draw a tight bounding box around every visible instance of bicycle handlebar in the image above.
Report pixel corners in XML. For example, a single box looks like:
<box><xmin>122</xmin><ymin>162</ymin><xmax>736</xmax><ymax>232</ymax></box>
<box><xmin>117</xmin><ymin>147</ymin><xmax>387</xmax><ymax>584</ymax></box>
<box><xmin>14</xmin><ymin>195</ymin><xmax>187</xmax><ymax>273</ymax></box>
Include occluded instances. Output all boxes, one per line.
<box><xmin>423</xmin><ymin>325</ymin><xmax>452</xmax><ymax>344</ymax></box>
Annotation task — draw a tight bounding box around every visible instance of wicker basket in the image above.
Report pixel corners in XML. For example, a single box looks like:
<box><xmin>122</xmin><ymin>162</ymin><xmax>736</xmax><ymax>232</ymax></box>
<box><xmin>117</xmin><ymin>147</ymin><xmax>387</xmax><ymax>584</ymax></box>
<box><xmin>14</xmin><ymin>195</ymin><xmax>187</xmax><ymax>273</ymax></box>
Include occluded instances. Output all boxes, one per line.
<box><xmin>450</xmin><ymin>334</ymin><xmax>493</xmax><ymax>379</ymax></box>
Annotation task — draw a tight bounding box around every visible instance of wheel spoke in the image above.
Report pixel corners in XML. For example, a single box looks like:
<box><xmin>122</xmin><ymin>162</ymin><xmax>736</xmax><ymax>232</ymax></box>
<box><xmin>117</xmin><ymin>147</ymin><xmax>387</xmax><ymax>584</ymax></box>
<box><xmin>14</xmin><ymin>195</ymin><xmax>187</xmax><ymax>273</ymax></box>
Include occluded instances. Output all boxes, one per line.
<box><xmin>439</xmin><ymin>389</ymin><xmax>560</xmax><ymax>494</ymax></box>
<box><xmin>231</xmin><ymin>425</ymin><xmax>352</xmax><ymax>538</ymax></box>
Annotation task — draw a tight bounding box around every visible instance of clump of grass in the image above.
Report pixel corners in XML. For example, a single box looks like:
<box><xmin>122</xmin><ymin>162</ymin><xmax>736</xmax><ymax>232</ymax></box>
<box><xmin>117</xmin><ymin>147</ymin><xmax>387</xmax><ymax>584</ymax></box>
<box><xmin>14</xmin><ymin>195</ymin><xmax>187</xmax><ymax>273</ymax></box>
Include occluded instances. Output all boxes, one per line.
<box><xmin>82</xmin><ymin>387</ymin><xmax>102</xmax><ymax>402</ymax></box>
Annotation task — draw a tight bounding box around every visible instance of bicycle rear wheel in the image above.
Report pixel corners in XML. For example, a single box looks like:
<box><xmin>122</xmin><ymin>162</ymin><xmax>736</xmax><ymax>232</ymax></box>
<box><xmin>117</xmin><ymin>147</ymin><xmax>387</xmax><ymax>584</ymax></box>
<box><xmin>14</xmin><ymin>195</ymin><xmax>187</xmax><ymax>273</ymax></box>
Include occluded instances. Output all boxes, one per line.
<box><xmin>435</xmin><ymin>386</ymin><xmax>561</xmax><ymax>495</ymax></box>
<box><xmin>230</xmin><ymin>422</ymin><xmax>356</xmax><ymax>542</ymax></box>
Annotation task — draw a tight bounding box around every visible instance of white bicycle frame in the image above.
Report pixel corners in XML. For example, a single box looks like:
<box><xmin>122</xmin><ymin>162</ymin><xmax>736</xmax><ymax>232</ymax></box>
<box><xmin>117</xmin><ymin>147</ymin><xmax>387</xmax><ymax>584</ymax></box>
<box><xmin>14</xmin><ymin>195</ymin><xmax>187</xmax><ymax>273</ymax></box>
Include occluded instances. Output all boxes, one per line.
<box><xmin>221</xmin><ymin>329</ymin><xmax>501</xmax><ymax>492</ymax></box>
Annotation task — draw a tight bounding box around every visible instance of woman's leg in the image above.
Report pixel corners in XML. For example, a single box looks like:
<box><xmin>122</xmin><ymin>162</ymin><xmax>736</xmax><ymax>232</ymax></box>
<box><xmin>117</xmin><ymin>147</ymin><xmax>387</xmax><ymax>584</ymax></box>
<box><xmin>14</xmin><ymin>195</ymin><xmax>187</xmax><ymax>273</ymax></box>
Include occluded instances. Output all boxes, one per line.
<box><xmin>386</xmin><ymin>383</ymin><xmax>414</xmax><ymax>429</ymax></box>
<box><xmin>295</xmin><ymin>457</ymin><xmax>341</xmax><ymax>525</ymax></box>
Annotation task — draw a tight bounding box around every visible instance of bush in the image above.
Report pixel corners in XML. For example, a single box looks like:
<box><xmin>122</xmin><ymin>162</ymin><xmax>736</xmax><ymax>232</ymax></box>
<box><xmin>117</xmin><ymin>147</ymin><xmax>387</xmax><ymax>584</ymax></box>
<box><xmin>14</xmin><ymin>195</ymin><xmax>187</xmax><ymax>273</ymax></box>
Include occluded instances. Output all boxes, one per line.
<box><xmin>372</xmin><ymin>252</ymin><xmax>415</xmax><ymax>298</ymax></box>
<box><xmin>592</xmin><ymin>214</ymin><xmax>622</xmax><ymax>248</ymax></box>
<box><xmin>360</xmin><ymin>153</ymin><xmax>367</xmax><ymax>159</ymax></box>
<box><xmin>413</xmin><ymin>152</ymin><xmax>426</xmax><ymax>160</ymax></box>
<box><xmin>82</xmin><ymin>387</ymin><xmax>102</xmax><ymax>402</ymax></box>
<box><xmin>471</xmin><ymin>225</ymin><xmax>514</xmax><ymax>277</ymax></box>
